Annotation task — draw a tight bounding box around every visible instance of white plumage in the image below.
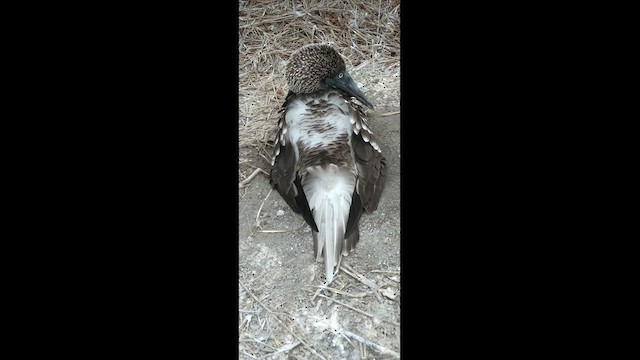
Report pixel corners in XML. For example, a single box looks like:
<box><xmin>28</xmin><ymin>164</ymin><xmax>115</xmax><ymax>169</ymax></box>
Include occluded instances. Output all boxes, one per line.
<box><xmin>304</xmin><ymin>164</ymin><xmax>356</xmax><ymax>282</ymax></box>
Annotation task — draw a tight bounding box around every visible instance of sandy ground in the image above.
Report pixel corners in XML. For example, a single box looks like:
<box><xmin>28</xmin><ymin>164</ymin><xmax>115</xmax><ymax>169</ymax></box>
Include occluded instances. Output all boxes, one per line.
<box><xmin>238</xmin><ymin>71</ymin><xmax>401</xmax><ymax>359</ymax></box>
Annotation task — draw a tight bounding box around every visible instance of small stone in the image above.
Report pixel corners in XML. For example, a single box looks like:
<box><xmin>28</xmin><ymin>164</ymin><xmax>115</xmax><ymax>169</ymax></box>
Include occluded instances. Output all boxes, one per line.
<box><xmin>381</xmin><ymin>287</ymin><xmax>397</xmax><ymax>300</ymax></box>
<box><xmin>276</xmin><ymin>210</ymin><xmax>285</xmax><ymax>216</ymax></box>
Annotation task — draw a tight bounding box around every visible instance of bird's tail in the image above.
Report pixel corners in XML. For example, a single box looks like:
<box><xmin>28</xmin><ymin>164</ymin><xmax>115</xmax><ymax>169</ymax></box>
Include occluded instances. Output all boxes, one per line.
<box><xmin>304</xmin><ymin>165</ymin><xmax>356</xmax><ymax>284</ymax></box>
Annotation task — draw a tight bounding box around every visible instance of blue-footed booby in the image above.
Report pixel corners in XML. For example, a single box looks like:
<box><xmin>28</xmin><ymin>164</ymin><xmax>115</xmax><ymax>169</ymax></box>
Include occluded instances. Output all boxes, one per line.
<box><xmin>270</xmin><ymin>44</ymin><xmax>386</xmax><ymax>284</ymax></box>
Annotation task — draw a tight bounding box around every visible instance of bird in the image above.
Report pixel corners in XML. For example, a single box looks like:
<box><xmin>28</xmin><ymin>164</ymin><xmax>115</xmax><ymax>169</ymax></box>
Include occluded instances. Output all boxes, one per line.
<box><xmin>269</xmin><ymin>43</ymin><xmax>386</xmax><ymax>284</ymax></box>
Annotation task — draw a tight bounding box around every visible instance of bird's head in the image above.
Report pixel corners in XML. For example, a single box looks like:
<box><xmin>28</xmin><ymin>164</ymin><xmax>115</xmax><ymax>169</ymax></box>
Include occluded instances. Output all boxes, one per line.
<box><xmin>285</xmin><ymin>43</ymin><xmax>374</xmax><ymax>109</ymax></box>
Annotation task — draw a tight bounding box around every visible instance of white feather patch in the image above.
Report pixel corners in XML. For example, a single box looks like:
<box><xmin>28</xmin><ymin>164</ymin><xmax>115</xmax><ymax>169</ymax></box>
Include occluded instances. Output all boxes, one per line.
<box><xmin>303</xmin><ymin>164</ymin><xmax>355</xmax><ymax>284</ymax></box>
<box><xmin>284</xmin><ymin>94</ymin><xmax>352</xmax><ymax>150</ymax></box>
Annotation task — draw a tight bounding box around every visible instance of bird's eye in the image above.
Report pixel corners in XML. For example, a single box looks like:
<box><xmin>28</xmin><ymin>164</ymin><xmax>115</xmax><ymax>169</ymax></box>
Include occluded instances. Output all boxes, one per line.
<box><xmin>338</xmin><ymin>73</ymin><xmax>343</xmax><ymax>78</ymax></box>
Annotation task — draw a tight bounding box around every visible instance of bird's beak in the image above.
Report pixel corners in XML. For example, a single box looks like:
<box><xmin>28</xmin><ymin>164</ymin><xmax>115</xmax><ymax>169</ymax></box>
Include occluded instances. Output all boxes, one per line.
<box><xmin>325</xmin><ymin>72</ymin><xmax>374</xmax><ymax>109</ymax></box>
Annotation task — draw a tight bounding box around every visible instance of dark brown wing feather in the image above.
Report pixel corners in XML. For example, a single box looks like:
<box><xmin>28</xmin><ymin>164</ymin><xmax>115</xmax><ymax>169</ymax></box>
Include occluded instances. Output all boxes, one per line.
<box><xmin>269</xmin><ymin>92</ymin><xmax>318</xmax><ymax>232</ymax></box>
<box><xmin>352</xmin><ymin>130</ymin><xmax>386</xmax><ymax>212</ymax></box>
<box><xmin>350</xmin><ymin>104</ymin><xmax>387</xmax><ymax>212</ymax></box>
<box><xmin>344</xmin><ymin>103</ymin><xmax>386</xmax><ymax>238</ymax></box>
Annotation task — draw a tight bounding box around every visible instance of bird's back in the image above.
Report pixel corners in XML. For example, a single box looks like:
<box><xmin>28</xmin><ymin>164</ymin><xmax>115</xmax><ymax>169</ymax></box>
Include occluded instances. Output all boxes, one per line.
<box><xmin>285</xmin><ymin>90</ymin><xmax>356</xmax><ymax>173</ymax></box>
<box><xmin>269</xmin><ymin>44</ymin><xmax>386</xmax><ymax>284</ymax></box>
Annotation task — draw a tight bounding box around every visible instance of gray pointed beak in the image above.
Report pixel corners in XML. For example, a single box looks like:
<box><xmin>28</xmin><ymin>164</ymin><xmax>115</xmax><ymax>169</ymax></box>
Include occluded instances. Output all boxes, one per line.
<box><xmin>325</xmin><ymin>71</ymin><xmax>374</xmax><ymax>109</ymax></box>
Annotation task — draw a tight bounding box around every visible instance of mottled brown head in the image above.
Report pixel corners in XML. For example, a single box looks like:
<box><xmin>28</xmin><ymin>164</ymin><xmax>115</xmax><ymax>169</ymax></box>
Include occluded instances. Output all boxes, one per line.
<box><xmin>286</xmin><ymin>44</ymin><xmax>346</xmax><ymax>94</ymax></box>
<box><xmin>286</xmin><ymin>44</ymin><xmax>373</xmax><ymax>108</ymax></box>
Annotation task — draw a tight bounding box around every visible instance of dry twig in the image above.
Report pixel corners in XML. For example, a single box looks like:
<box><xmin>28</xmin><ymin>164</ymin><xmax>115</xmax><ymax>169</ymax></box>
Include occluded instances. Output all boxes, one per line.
<box><xmin>240</xmin><ymin>167</ymin><xmax>268</xmax><ymax>188</ymax></box>
<box><xmin>259</xmin><ymin>341</ymin><xmax>301</xmax><ymax>359</ymax></box>
<box><xmin>343</xmin><ymin>329</ymin><xmax>400</xmax><ymax>359</ymax></box>
<box><xmin>370</xmin><ymin>269</ymin><xmax>401</xmax><ymax>274</ymax></box>
<box><xmin>311</xmin><ymin>285</ymin><xmax>367</xmax><ymax>298</ymax></box>
<box><xmin>315</xmin><ymin>293</ymin><xmax>399</xmax><ymax>326</ymax></box>
<box><xmin>341</xmin><ymin>264</ymin><xmax>384</xmax><ymax>303</ymax></box>
<box><xmin>255</xmin><ymin>188</ymin><xmax>272</xmax><ymax>229</ymax></box>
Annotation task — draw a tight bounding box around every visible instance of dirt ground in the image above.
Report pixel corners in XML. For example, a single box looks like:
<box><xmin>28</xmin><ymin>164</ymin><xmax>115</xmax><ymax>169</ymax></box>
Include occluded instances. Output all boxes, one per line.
<box><xmin>238</xmin><ymin>69</ymin><xmax>400</xmax><ymax>358</ymax></box>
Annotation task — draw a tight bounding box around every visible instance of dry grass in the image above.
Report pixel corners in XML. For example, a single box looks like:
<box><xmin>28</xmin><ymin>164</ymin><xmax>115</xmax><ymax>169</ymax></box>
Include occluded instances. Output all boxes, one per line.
<box><xmin>239</xmin><ymin>0</ymin><xmax>400</xmax><ymax>166</ymax></box>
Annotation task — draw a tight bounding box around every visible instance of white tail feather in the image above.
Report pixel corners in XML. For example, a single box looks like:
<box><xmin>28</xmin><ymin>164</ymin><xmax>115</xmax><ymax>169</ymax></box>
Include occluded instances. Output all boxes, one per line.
<box><xmin>304</xmin><ymin>165</ymin><xmax>354</xmax><ymax>284</ymax></box>
<box><xmin>315</xmin><ymin>193</ymin><xmax>348</xmax><ymax>283</ymax></box>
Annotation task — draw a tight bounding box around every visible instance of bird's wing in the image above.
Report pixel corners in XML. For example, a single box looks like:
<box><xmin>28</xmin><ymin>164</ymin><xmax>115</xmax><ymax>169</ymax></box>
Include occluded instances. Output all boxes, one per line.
<box><xmin>349</xmin><ymin>102</ymin><xmax>387</xmax><ymax>213</ymax></box>
<box><xmin>269</xmin><ymin>92</ymin><xmax>318</xmax><ymax>232</ymax></box>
